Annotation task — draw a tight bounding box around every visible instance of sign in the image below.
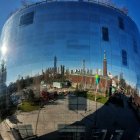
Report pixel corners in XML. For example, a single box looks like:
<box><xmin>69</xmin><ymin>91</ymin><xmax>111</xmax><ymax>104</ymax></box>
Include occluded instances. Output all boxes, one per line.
<box><xmin>95</xmin><ymin>74</ymin><xmax>100</xmax><ymax>85</ymax></box>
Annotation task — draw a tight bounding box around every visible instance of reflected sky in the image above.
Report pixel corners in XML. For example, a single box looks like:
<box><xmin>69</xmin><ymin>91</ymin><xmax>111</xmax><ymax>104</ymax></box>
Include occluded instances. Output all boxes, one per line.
<box><xmin>0</xmin><ymin>1</ymin><xmax>140</xmax><ymax>89</ymax></box>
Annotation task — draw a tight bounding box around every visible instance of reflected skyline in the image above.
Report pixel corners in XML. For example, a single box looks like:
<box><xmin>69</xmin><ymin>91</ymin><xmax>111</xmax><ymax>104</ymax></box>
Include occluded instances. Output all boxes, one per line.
<box><xmin>0</xmin><ymin>1</ymin><xmax>139</xmax><ymax>92</ymax></box>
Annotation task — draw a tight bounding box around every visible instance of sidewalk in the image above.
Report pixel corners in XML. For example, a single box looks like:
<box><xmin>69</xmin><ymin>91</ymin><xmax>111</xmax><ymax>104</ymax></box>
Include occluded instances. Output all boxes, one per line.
<box><xmin>0</xmin><ymin>121</ymin><xmax>15</xmax><ymax>140</ymax></box>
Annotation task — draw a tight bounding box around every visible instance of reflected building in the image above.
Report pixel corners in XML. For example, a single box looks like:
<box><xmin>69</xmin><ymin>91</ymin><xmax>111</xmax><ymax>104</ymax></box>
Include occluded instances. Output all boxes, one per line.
<box><xmin>54</xmin><ymin>56</ymin><xmax>57</xmax><ymax>75</ymax></box>
<box><xmin>103</xmin><ymin>51</ymin><xmax>107</xmax><ymax>77</ymax></box>
<box><xmin>0</xmin><ymin>60</ymin><xmax>7</xmax><ymax>96</ymax></box>
<box><xmin>0</xmin><ymin>0</ymin><xmax>140</xmax><ymax>93</ymax></box>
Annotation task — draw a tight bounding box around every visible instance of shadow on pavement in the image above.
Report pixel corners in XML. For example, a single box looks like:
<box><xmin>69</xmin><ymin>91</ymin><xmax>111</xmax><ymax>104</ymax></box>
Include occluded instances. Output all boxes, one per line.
<box><xmin>29</xmin><ymin>94</ymin><xmax>140</xmax><ymax>140</ymax></box>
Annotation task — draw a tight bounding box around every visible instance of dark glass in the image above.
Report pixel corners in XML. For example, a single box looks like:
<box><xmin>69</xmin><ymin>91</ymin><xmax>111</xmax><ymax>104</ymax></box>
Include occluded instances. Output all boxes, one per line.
<box><xmin>19</xmin><ymin>11</ymin><xmax>34</xmax><ymax>26</ymax></box>
<box><xmin>118</xmin><ymin>17</ymin><xmax>124</xmax><ymax>30</ymax></box>
<box><xmin>133</xmin><ymin>39</ymin><xmax>138</xmax><ymax>53</ymax></box>
<box><xmin>122</xmin><ymin>49</ymin><xmax>127</xmax><ymax>66</ymax></box>
<box><xmin>102</xmin><ymin>27</ymin><xmax>109</xmax><ymax>41</ymax></box>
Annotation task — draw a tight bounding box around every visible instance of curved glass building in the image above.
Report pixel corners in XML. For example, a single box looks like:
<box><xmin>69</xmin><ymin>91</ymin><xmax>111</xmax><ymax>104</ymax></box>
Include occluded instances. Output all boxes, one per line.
<box><xmin>0</xmin><ymin>0</ymin><xmax>140</xmax><ymax>140</ymax></box>
<box><xmin>1</xmin><ymin>0</ymin><xmax>140</xmax><ymax>92</ymax></box>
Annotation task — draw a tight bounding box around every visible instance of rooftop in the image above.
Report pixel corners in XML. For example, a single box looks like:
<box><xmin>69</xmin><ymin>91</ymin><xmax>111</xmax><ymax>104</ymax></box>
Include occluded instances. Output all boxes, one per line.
<box><xmin>9</xmin><ymin>0</ymin><xmax>128</xmax><ymax>18</ymax></box>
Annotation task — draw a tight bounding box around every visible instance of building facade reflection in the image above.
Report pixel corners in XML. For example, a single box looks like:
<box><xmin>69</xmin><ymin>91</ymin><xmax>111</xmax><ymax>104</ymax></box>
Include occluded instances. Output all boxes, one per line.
<box><xmin>0</xmin><ymin>0</ymin><xmax>140</xmax><ymax>94</ymax></box>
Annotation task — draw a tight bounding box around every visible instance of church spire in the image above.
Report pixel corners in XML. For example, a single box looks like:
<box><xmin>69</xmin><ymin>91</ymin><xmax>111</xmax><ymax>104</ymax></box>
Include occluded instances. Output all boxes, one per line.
<box><xmin>103</xmin><ymin>50</ymin><xmax>107</xmax><ymax>76</ymax></box>
<box><xmin>104</xmin><ymin>50</ymin><xmax>106</xmax><ymax>60</ymax></box>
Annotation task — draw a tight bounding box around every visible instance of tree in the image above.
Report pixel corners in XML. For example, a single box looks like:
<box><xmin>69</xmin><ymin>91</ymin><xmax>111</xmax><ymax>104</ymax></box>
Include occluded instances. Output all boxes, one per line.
<box><xmin>25</xmin><ymin>75</ymin><xmax>33</xmax><ymax>87</ymax></box>
<box><xmin>71</xmin><ymin>70</ymin><xmax>74</xmax><ymax>74</ymax></box>
<box><xmin>8</xmin><ymin>82</ymin><xmax>17</xmax><ymax>93</ymax></box>
<box><xmin>33</xmin><ymin>74</ymin><xmax>40</xmax><ymax>91</ymax></box>
<box><xmin>119</xmin><ymin>73</ymin><xmax>126</xmax><ymax>89</ymax></box>
<box><xmin>76</xmin><ymin>83</ymin><xmax>79</xmax><ymax>91</ymax></box>
<box><xmin>119</xmin><ymin>78</ymin><xmax>126</xmax><ymax>89</ymax></box>
<box><xmin>40</xmin><ymin>69</ymin><xmax>45</xmax><ymax>81</ymax></box>
<box><xmin>20</xmin><ymin>77</ymin><xmax>26</xmax><ymax>89</ymax></box>
<box><xmin>27</xmin><ymin>89</ymin><xmax>35</xmax><ymax>103</ymax></box>
<box><xmin>65</xmin><ymin>68</ymin><xmax>70</xmax><ymax>79</ymax></box>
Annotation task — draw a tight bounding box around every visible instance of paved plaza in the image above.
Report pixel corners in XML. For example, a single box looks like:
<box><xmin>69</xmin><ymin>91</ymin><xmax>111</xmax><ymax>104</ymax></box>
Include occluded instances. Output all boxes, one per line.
<box><xmin>0</xmin><ymin>94</ymin><xmax>140</xmax><ymax>140</ymax></box>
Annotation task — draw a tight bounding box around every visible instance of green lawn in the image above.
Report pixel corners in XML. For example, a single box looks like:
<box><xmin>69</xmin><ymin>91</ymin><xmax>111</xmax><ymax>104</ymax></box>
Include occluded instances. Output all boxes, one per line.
<box><xmin>75</xmin><ymin>91</ymin><xmax>109</xmax><ymax>104</ymax></box>
<box><xmin>18</xmin><ymin>101</ymin><xmax>40</xmax><ymax>112</ymax></box>
<box><xmin>87</xmin><ymin>94</ymin><xmax>108</xmax><ymax>104</ymax></box>
<box><xmin>96</xmin><ymin>95</ymin><xmax>109</xmax><ymax>104</ymax></box>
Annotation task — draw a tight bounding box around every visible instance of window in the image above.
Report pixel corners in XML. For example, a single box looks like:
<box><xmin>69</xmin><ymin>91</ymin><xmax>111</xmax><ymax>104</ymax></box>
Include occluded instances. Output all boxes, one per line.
<box><xmin>19</xmin><ymin>12</ymin><xmax>34</xmax><ymax>26</ymax></box>
<box><xmin>118</xmin><ymin>17</ymin><xmax>124</xmax><ymax>30</ymax></box>
<box><xmin>133</xmin><ymin>39</ymin><xmax>138</xmax><ymax>53</ymax></box>
<box><xmin>122</xmin><ymin>49</ymin><xmax>127</xmax><ymax>66</ymax></box>
<box><xmin>102</xmin><ymin>27</ymin><xmax>109</xmax><ymax>41</ymax></box>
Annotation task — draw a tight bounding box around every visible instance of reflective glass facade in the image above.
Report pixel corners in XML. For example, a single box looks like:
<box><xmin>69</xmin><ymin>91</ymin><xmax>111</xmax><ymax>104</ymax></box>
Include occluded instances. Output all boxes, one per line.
<box><xmin>0</xmin><ymin>1</ymin><xmax>140</xmax><ymax>92</ymax></box>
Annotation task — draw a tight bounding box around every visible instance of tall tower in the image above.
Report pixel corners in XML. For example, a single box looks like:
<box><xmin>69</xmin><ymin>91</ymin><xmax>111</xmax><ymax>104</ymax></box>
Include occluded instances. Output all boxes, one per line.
<box><xmin>0</xmin><ymin>60</ymin><xmax>7</xmax><ymax>96</ymax></box>
<box><xmin>103</xmin><ymin>51</ymin><xmax>107</xmax><ymax>76</ymax></box>
<box><xmin>82</xmin><ymin>59</ymin><xmax>86</xmax><ymax>90</ymax></box>
<box><xmin>0</xmin><ymin>60</ymin><xmax>7</xmax><ymax>84</ymax></box>
<box><xmin>54</xmin><ymin>56</ymin><xmax>57</xmax><ymax>75</ymax></box>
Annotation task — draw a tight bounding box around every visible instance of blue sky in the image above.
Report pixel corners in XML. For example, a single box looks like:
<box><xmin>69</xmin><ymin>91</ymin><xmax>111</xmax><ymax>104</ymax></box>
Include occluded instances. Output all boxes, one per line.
<box><xmin>112</xmin><ymin>0</ymin><xmax>140</xmax><ymax>29</ymax></box>
<box><xmin>0</xmin><ymin>0</ymin><xmax>20</xmax><ymax>33</ymax></box>
<box><xmin>0</xmin><ymin>0</ymin><xmax>140</xmax><ymax>33</ymax></box>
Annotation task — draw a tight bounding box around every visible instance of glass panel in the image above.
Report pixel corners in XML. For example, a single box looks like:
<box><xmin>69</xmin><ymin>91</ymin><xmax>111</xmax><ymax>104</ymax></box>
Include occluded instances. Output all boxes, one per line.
<box><xmin>19</xmin><ymin>11</ymin><xmax>34</xmax><ymax>26</ymax></box>
<box><xmin>122</xmin><ymin>49</ymin><xmax>128</xmax><ymax>66</ymax></box>
<box><xmin>118</xmin><ymin>17</ymin><xmax>124</xmax><ymax>30</ymax></box>
<box><xmin>102</xmin><ymin>27</ymin><xmax>109</xmax><ymax>41</ymax></box>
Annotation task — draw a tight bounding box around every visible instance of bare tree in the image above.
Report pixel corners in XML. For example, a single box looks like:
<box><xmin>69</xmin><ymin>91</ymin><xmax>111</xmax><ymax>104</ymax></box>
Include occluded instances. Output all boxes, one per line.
<box><xmin>33</xmin><ymin>73</ymin><xmax>40</xmax><ymax>91</ymax></box>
